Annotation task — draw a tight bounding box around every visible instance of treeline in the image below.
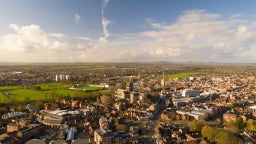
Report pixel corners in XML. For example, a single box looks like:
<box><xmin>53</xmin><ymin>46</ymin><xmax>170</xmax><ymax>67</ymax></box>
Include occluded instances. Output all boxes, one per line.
<box><xmin>189</xmin><ymin>119</ymin><xmax>244</xmax><ymax>144</ymax></box>
<box><xmin>61</xmin><ymin>90</ymin><xmax>111</xmax><ymax>102</ymax></box>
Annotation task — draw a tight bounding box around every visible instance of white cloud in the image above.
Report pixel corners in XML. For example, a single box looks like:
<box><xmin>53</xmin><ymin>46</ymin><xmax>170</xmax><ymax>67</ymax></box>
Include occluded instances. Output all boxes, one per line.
<box><xmin>78</xmin><ymin>36</ymin><xmax>91</xmax><ymax>41</ymax></box>
<box><xmin>49</xmin><ymin>33</ymin><xmax>66</xmax><ymax>38</ymax></box>
<box><xmin>0</xmin><ymin>24</ymin><xmax>72</xmax><ymax>60</ymax></box>
<box><xmin>1</xmin><ymin>10</ymin><xmax>256</xmax><ymax>63</ymax></box>
<box><xmin>1</xmin><ymin>24</ymin><xmax>50</xmax><ymax>52</ymax></box>
<box><xmin>74</xmin><ymin>14</ymin><xmax>81</xmax><ymax>23</ymax></box>
<box><xmin>137</xmin><ymin>10</ymin><xmax>256</xmax><ymax>62</ymax></box>
<box><xmin>9</xmin><ymin>24</ymin><xmax>19</xmax><ymax>31</ymax></box>
<box><xmin>230</xmin><ymin>14</ymin><xmax>242</xmax><ymax>19</ymax></box>
<box><xmin>0</xmin><ymin>23</ymin><xmax>140</xmax><ymax>62</ymax></box>
<box><xmin>177</xmin><ymin>10</ymin><xmax>221</xmax><ymax>24</ymax></box>
<box><xmin>145</xmin><ymin>19</ymin><xmax>164</xmax><ymax>29</ymax></box>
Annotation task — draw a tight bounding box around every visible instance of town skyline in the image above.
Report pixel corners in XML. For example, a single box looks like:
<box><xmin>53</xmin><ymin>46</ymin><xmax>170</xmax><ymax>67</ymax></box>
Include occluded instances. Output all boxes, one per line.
<box><xmin>1</xmin><ymin>0</ymin><xmax>256</xmax><ymax>63</ymax></box>
<box><xmin>0</xmin><ymin>63</ymin><xmax>255</xmax><ymax>143</ymax></box>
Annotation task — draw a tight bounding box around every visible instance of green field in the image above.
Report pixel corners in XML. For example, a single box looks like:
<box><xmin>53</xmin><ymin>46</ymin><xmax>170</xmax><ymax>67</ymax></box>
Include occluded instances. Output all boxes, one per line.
<box><xmin>0</xmin><ymin>82</ymin><xmax>108</xmax><ymax>104</ymax></box>
<box><xmin>0</xmin><ymin>85</ymin><xmax>23</xmax><ymax>91</ymax></box>
<box><xmin>55</xmin><ymin>89</ymin><xmax>74</xmax><ymax>96</ymax></box>
<box><xmin>35</xmin><ymin>83</ymin><xmax>72</xmax><ymax>90</ymax></box>
<box><xmin>0</xmin><ymin>92</ymin><xmax>10</xmax><ymax>103</ymax></box>
<box><xmin>78</xmin><ymin>85</ymin><xmax>104</xmax><ymax>91</ymax></box>
<box><xmin>167</xmin><ymin>72</ymin><xmax>202</xmax><ymax>79</ymax></box>
<box><xmin>8</xmin><ymin>89</ymin><xmax>52</xmax><ymax>101</ymax></box>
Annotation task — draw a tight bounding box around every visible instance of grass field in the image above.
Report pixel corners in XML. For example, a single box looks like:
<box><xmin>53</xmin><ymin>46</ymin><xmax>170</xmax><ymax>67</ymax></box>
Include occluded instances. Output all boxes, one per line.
<box><xmin>78</xmin><ymin>85</ymin><xmax>104</xmax><ymax>91</ymax></box>
<box><xmin>0</xmin><ymin>92</ymin><xmax>10</xmax><ymax>103</ymax></box>
<box><xmin>0</xmin><ymin>85</ymin><xmax>23</xmax><ymax>91</ymax></box>
<box><xmin>167</xmin><ymin>72</ymin><xmax>202</xmax><ymax>79</ymax></box>
<box><xmin>55</xmin><ymin>89</ymin><xmax>74</xmax><ymax>96</ymax></box>
<box><xmin>0</xmin><ymin>82</ymin><xmax>108</xmax><ymax>104</ymax></box>
<box><xmin>35</xmin><ymin>83</ymin><xmax>72</xmax><ymax>91</ymax></box>
<box><xmin>8</xmin><ymin>89</ymin><xmax>52</xmax><ymax>101</ymax></box>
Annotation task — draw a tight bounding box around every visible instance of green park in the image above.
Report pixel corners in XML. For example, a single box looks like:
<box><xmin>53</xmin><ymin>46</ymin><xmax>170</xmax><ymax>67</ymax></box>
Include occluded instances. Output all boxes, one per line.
<box><xmin>0</xmin><ymin>82</ymin><xmax>110</xmax><ymax>104</ymax></box>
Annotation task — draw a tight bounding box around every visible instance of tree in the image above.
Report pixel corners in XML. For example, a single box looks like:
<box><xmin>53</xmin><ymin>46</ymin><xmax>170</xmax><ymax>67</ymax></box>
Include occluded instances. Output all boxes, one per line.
<box><xmin>116</xmin><ymin>124</ymin><xmax>128</xmax><ymax>132</ymax></box>
<box><xmin>224</xmin><ymin>117</ymin><xmax>243</xmax><ymax>135</ymax></box>
<box><xmin>109</xmin><ymin>86</ymin><xmax>116</xmax><ymax>93</ymax></box>
<box><xmin>225</xmin><ymin>126</ymin><xmax>240</xmax><ymax>135</ymax></box>
<box><xmin>16</xmin><ymin>105</ymin><xmax>24</xmax><ymax>112</ymax></box>
<box><xmin>49</xmin><ymin>103</ymin><xmax>59</xmax><ymax>110</ymax></box>
<box><xmin>118</xmin><ymin>110</ymin><xmax>125</xmax><ymax>118</ymax></box>
<box><xmin>35</xmin><ymin>86</ymin><xmax>41</xmax><ymax>90</ymax></box>
<box><xmin>114</xmin><ymin>119</ymin><xmax>128</xmax><ymax>132</ymax></box>
<box><xmin>34</xmin><ymin>100</ymin><xmax>44</xmax><ymax>109</ymax></box>
<box><xmin>189</xmin><ymin>119</ymin><xmax>205</xmax><ymax>133</ymax></box>
<box><xmin>236</xmin><ymin>117</ymin><xmax>243</xmax><ymax>129</ymax></box>
<box><xmin>24</xmin><ymin>96</ymin><xmax>31</xmax><ymax>103</ymax></box>
<box><xmin>201</xmin><ymin>126</ymin><xmax>218</xmax><ymax>142</ymax></box>
<box><xmin>169</xmin><ymin>111</ymin><xmax>177</xmax><ymax>121</ymax></box>
<box><xmin>247</xmin><ymin>119</ymin><xmax>256</xmax><ymax>132</ymax></box>
<box><xmin>100</xmin><ymin>95</ymin><xmax>114</xmax><ymax>106</ymax></box>
<box><xmin>202</xmin><ymin>126</ymin><xmax>242</xmax><ymax>144</ymax></box>
<box><xmin>0</xmin><ymin>121</ymin><xmax>6</xmax><ymax>128</ymax></box>
<box><xmin>215</xmin><ymin>130</ymin><xmax>242</xmax><ymax>144</ymax></box>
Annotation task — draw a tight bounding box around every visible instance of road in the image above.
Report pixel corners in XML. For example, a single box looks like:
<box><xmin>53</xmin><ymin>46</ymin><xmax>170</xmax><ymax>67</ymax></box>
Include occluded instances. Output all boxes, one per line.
<box><xmin>141</xmin><ymin>96</ymin><xmax>166</xmax><ymax>139</ymax></box>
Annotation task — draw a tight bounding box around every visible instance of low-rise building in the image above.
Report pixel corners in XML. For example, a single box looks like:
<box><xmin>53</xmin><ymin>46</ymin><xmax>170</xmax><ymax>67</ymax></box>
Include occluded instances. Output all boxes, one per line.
<box><xmin>6</xmin><ymin>123</ymin><xmax>20</xmax><ymax>133</ymax></box>
<box><xmin>115</xmin><ymin>89</ymin><xmax>130</xmax><ymax>100</ymax></box>
<box><xmin>2</xmin><ymin>112</ymin><xmax>27</xmax><ymax>121</ymax></box>
<box><xmin>249</xmin><ymin>105</ymin><xmax>256</xmax><ymax>118</ymax></box>
<box><xmin>0</xmin><ymin>136</ymin><xmax>16</xmax><ymax>144</ymax></box>
<box><xmin>94</xmin><ymin>129</ymin><xmax>138</xmax><ymax>144</ymax></box>
<box><xmin>16</xmin><ymin>124</ymin><xmax>44</xmax><ymax>144</ymax></box>
<box><xmin>223</xmin><ymin>112</ymin><xmax>237</xmax><ymax>122</ymax></box>
<box><xmin>94</xmin><ymin>116</ymin><xmax>138</xmax><ymax>144</ymax></box>
<box><xmin>182</xmin><ymin>89</ymin><xmax>201</xmax><ymax>97</ymax></box>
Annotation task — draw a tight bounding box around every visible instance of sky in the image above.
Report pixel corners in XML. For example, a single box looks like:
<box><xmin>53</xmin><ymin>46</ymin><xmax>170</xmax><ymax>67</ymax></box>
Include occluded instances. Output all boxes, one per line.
<box><xmin>1</xmin><ymin>0</ymin><xmax>256</xmax><ymax>63</ymax></box>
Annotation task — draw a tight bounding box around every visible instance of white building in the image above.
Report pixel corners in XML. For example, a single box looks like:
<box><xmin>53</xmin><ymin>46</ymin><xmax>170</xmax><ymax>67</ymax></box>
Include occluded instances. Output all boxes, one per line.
<box><xmin>182</xmin><ymin>89</ymin><xmax>201</xmax><ymax>97</ymax></box>
<box><xmin>65</xmin><ymin>75</ymin><xmax>71</xmax><ymax>80</ymax></box>
<box><xmin>55</xmin><ymin>74</ymin><xmax>71</xmax><ymax>81</ymax></box>
<box><xmin>60</xmin><ymin>74</ymin><xmax>65</xmax><ymax>81</ymax></box>
<box><xmin>56</xmin><ymin>75</ymin><xmax>60</xmax><ymax>82</ymax></box>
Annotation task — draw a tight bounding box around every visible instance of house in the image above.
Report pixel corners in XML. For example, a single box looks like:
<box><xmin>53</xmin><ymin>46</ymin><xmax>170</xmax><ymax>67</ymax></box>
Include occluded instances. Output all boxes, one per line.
<box><xmin>94</xmin><ymin>117</ymin><xmax>138</xmax><ymax>144</ymax></box>
<box><xmin>115</xmin><ymin>89</ymin><xmax>130</xmax><ymax>100</ymax></box>
<box><xmin>49</xmin><ymin>140</ymin><xmax>68</xmax><ymax>144</ymax></box>
<box><xmin>0</xmin><ymin>136</ymin><xmax>16</xmax><ymax>144</ymax></box>
<box><xmin>249</xmin><ymin>105</ymin><xmax>256</xmax><ymax>118</ymax></box>
<box><xmin>25</xmin><ymin>139</ymin><xmax>46</xmax><ymax>144</ymax></box>
<box><xmin>6</xmin><ymin>123</ymin><xmax>20</xmax><ymax>133</ymax></box>
<box><xmin>223</xmin><ymin>112</ymin><xmax>237</xmax><ymax>122</ymax></box>
<box><xmin>94</xmin><ymin>130</ymin><xmax>137</xmax><ymax>144</ymax></box>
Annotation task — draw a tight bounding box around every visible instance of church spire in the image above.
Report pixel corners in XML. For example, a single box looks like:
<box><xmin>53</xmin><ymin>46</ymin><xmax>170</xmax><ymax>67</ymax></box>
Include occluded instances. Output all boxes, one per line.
<box><xmin>161</xmin><ymin>70</ymin><xmax>165</xmax><ymax>92</ymax></box>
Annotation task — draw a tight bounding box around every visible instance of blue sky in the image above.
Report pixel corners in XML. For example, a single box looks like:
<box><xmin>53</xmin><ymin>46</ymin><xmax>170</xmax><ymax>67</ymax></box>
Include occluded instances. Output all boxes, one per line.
<box><xmin>0</xmin><ymin>0</ymin><xmax>256</xmax><ymax>63</ymax></box>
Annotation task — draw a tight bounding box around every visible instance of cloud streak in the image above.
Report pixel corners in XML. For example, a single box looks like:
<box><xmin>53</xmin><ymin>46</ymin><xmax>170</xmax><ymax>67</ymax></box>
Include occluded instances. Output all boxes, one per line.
<box><xmin>100</xmin><ymin>0</ymin><xmax>111</xmax><ymax>42</ymax></box>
